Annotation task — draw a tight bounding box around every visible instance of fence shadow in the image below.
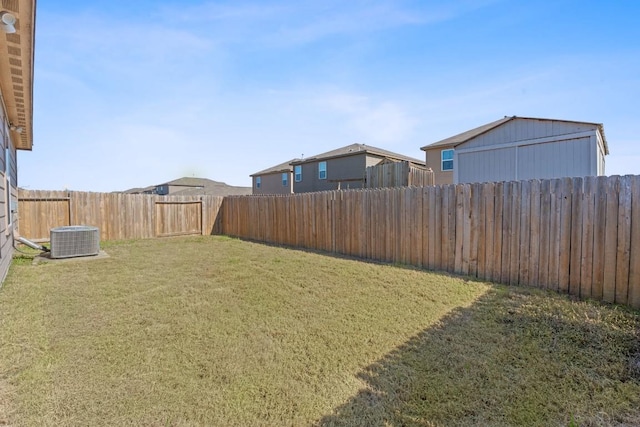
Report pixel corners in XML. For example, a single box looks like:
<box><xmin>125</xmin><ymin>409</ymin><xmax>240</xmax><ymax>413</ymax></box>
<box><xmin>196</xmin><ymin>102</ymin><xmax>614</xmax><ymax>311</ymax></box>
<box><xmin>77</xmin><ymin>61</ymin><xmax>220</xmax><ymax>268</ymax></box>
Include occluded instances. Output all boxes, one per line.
<box><xmin>316</xmin><ymin>286</ymin><xmax>640</xmax><ymax>427</ymax></box>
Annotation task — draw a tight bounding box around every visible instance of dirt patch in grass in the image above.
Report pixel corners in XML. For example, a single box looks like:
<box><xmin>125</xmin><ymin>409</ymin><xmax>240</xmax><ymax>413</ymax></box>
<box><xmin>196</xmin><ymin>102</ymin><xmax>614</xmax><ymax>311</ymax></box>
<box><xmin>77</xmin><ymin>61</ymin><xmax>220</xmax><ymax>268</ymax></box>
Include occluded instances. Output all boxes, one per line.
<box><xmin>1</xmin><ymin>236</ymin><xmax>639</xmax><ymax>426</ymax></box>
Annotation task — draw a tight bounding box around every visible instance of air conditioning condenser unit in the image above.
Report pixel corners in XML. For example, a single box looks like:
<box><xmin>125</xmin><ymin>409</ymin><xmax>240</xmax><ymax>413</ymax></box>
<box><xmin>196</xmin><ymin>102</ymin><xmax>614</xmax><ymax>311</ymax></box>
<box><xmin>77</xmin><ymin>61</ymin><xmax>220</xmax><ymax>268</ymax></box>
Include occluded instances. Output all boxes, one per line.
<box><xmin>50</xmin><ymin>225</ymin><xmax>100</xmax><ymax>259</ymax></box>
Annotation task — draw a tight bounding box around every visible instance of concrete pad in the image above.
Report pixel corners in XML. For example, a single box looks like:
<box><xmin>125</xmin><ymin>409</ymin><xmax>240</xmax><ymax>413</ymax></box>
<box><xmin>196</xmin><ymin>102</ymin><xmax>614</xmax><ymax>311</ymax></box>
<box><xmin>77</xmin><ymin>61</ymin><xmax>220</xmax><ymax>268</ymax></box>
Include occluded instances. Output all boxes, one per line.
<box><xmin>33</xmin><ymin>250</ymin><xmax>110</xmax><ymax>265</ymax></box>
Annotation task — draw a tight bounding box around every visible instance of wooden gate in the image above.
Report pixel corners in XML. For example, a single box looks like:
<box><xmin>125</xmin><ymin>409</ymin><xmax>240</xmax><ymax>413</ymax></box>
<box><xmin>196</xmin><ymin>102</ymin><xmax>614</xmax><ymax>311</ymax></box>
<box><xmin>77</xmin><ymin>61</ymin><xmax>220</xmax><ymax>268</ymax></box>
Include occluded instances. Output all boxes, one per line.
<box><xmin>18</xmin><ymin>196</ymin><xmax>71</xmax><ymax>241</ymax></box>
<box><xmin>154</xmin><ymin>200</ymin><xmax>203</xmax><ymax>237</ymax></box>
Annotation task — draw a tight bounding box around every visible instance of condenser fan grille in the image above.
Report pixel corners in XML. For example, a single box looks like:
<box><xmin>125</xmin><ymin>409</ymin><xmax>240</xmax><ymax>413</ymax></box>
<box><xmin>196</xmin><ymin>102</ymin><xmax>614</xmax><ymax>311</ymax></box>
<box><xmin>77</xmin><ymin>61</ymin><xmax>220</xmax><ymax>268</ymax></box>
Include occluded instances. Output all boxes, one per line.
<box><xmin>50</xmin><ymin>226</ymin><xmax>100</xmax><ymax>259</ymax></box>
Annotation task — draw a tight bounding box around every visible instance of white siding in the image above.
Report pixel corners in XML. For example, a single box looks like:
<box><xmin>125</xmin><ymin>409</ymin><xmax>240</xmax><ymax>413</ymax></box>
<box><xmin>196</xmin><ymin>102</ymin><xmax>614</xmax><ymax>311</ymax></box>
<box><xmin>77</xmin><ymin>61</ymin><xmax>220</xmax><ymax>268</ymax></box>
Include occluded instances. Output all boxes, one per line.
<box><xmin>365</xmin><ymin>155</ymin><xmax>384</xmax><ymax>168</ymax></box>
<box><xmin>597</xmin><ymin>140</ymin><xmax>606</xmax><ymax>176</ymax></box>
<box><xmin>462</xmin><ymin>118</ymin><xmax>599</xmax><ymax>150</ymax></box>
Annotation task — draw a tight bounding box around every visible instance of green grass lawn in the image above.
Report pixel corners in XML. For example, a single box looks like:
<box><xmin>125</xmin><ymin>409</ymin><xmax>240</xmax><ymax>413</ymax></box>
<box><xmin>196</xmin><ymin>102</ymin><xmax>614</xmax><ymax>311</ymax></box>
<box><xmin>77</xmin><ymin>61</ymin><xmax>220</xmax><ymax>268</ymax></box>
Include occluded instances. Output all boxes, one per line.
<box><xmin>1</xmin><ymin>236</ymin><xmax>639</xmax><ymax>426</ymax></box>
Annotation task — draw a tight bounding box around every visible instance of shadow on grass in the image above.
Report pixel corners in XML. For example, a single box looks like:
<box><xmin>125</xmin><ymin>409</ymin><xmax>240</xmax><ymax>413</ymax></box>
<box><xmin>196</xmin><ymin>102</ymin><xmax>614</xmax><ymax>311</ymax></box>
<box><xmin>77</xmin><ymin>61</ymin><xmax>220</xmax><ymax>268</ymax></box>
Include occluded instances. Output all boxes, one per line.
<box><xmin>221</xmin><ymin>235</ymin><xmax>448</xmax><ymax>275</ymax></box>
<box><xmin>317</xmin><ymin>286</ymin><xmax>640</xmax><ymax>427</ymax></box>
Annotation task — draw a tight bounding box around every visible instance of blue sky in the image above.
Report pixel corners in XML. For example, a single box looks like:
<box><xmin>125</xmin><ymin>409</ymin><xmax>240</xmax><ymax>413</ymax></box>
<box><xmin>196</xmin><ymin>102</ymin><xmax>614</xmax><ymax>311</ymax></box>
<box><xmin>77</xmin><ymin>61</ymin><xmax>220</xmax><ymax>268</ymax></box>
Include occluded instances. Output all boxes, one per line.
<box><xmin>19</xmin><ymin>0</ymin><xmax>640</xmax><ymax>191</ymax></box>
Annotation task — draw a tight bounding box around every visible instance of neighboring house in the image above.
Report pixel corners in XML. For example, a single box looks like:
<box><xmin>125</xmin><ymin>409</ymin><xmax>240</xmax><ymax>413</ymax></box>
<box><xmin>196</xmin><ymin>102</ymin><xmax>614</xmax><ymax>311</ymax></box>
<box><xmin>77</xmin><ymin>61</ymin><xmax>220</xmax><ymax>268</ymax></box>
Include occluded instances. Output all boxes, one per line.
<box><xmin>124</xmin><ymin>177</ymin><xmax>252</xmax><ymax>197</ymax></box>
<box><xmin>0</xmin><ymin>1</ymin><xmax>36</xmax><ymax>281</ymax></box>
<box><xmin>290</xmin><ymin>143</ymin><xmax>425</xmax><ymax>193</ymax></box>
<box><xmin>421</xmin><ymin>116</ymin><xmax>609</xmax><ymax>185</ymax></box>
<box><xmin>250</xmin><ymin>159</ymin><xmax>299</xmax><ymax>195</ymax></box>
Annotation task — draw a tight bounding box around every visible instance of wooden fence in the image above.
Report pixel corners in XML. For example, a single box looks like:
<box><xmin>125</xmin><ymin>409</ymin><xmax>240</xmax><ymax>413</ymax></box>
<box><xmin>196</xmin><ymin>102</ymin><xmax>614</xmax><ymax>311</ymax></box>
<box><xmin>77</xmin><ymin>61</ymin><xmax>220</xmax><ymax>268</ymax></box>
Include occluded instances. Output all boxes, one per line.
<box><xmin>18</xmin><ymin>189</ymin><xmax>224</xmax><ymax>241</ymax></box>
<box><xmin>365</xmin><ymin>161</ymin><xmax>434</xmax><ymax>188</ymax></box>
<box><xmin>221</xmin><ymin>175</ymin><xmax>640</xmax><ymax>309</ymax></box>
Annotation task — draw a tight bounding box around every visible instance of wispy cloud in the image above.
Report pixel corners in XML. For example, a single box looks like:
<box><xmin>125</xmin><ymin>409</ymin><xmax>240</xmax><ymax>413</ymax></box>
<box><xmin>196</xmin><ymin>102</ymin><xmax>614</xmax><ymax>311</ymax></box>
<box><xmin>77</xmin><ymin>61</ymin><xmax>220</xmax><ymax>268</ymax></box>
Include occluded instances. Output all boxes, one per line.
<box><xmin>22</xmin><ymin>0</ymin><xmax>640</xmax><ymax>192</ymax></box>
<box><xmin>317</xmin><ymin>91</ymin><xmax>417</xmax><ymax>143</ymax></box>
<box><xmin>170</xmin><ymin>0</ymin><xmax>501</xmax><ymax>46</ymax></box>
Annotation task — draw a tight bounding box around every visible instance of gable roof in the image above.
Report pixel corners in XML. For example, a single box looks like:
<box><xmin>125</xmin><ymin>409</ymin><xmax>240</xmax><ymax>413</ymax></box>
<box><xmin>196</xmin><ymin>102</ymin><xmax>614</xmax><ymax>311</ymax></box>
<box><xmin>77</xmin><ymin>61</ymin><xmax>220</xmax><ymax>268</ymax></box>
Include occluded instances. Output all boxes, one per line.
<box><xmin>250</xmin><ymin>158</ymin><xmax>301</xmax><ymax>177</ymax></box>
<box><xmin>291</xmin><ymin>143</ymin><xmax>425</xmax><ymax>166</ymax></box>
<box><xmin>169</xmin><ymin>183</ymin><xmax>251</xmax><ymax>196</ymax></box>
<box><xmin>421</xmin><ymin>116</ymin><xmax>609</xmax><ymax>155</ymax></box>
<box><xmin>122</xmin><ymin>177</ymin><xmax>251</xmax><ymax>196</ymax></box>
<box><xmin>162</xmin><ymin>177</ymin><xmax>219</xmax><ymax>187</ymax></box>
<box><xmin>160</xmin><ymin>177</ymin><xmax>251</xmax><ymax>195</ymax></box>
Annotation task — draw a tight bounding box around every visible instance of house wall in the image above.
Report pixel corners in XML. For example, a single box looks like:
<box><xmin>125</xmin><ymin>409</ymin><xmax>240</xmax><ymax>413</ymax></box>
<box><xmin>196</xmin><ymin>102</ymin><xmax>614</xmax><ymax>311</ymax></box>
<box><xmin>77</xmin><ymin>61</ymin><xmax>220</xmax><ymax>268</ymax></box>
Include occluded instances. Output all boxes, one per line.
<box><xmin>293</xmin><ymin>154</ymin><xmax>368</xmax><ymax>193</ymax></box>
<box><xmin>424</xmin><ymin>145</ymin><xmax>454</xmax><ymax>185</ymax></box>
<box><xmin>252</xmin><ymin>172</ymin><xmax>292</xmax><ymax>195</ymax></box>
<box><xmin>456</xmin><ymin>133</ymin><xmax>600</xmax><ymax>184</ymax></box>
<box><xmin>461</xmin><ymin>118</ymin><xmax>599</xmax><ymax>149</ymax></box>
<box><xmin>0</xmin><ymin>107</ymin><xmax>17</xmax><ymax>282</ymax></box>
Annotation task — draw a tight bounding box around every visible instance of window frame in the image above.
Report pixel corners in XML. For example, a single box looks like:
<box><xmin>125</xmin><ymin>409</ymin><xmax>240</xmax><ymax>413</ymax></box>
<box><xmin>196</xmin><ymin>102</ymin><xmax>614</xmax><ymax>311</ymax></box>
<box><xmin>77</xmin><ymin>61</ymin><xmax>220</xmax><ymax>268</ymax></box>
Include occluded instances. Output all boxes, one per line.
<box><xmin>441</xmin><ymin>149</ymin><xmax>454</xmax><ymax>171</ymax></box>
<box><xmin>294</xmin><ymin>165</ymin><xmax>302</xmax><ymax>182</ymax></box>
<box><xmin>4</xmin><ymin>136</ymin><xmax>11</xmax><ymax>229</ymax></box>
<box><xmin>318</xmin><ymin>161</ymin><xmax>327</xmax><ymax>180</ymax></box>
<box><xmin>255</xmin><ymin>176</ymin><xmax>261</xmax><ymax>188</ymax></box>
<box><xmin>282</xmin><ymin>172</ymin><xmax>288</xmax><ymax>187</ymax></box>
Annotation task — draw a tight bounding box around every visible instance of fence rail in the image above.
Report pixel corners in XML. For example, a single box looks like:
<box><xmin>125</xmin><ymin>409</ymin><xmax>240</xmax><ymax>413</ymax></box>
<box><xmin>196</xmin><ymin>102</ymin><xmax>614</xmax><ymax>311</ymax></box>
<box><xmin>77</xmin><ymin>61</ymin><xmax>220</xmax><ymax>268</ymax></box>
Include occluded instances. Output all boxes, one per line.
<box><xmin>221</xmin><ymin>175</ymin><xmax>640</xmax><ymax>309</ymax></box>
<box><xmin>18</xmin><ymin>189</ymin><xmax>224</xmax><ymax>241</ymax></box>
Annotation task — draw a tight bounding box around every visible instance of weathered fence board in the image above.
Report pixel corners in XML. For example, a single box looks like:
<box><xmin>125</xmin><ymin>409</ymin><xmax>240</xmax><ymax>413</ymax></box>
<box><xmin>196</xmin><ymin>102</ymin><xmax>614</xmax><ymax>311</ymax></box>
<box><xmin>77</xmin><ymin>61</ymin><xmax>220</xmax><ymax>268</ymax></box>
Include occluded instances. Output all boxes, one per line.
<box><xmin>365</xmin><ymin>161</ymin><xmax>434</xmax><ymax>188</ymax></box>
<box><xmin>220</xmin><ymin>175</ymin><xmax>640</xmax><ymax>309</ymax></box>
<box><xmin>629</xmin><ymin>176</ymin><xmax>640</xmax><ymax>308</ymax></box>
<box><xmin>18</xmin><ymin>190</ymin><xmax>224</xmax><ymax>241</ymax></box>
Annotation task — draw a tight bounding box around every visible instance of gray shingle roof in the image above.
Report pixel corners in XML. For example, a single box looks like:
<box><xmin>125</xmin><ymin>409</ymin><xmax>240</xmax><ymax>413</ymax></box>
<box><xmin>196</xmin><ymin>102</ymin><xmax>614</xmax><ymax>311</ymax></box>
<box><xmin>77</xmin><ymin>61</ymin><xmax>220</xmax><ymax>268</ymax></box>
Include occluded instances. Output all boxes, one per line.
<box><xmin>250</xmin><ymin>159</ymin><xmax>301</xmax><ymax>177</ymax></box>
<box><xmin>421</xmin><ymin>116</ymin><xmax>609</xmax><ymax>154</ymax></box>
<box><xmin>291</xmin><ymin>143</ymin><xmax>425</xmax><ymax>165</ymax></box>
<box><xmin>421</xmin><ymin>117</ymin><xmax>513</xmax><ymax>150</ymax></box>
<box><xmin>123</xmin><ymin>177</ymin><xmax>251</xmax><ymax>196</ymax></box>
<box><xmin>170</xmin><ymin>184</ymin><xmax>251</xmax><ymax>196</ymax></box>
<box><xmin>162</xmin><ymin>177</ymin><xmax>223</xmax><ymax>187</ymax></box>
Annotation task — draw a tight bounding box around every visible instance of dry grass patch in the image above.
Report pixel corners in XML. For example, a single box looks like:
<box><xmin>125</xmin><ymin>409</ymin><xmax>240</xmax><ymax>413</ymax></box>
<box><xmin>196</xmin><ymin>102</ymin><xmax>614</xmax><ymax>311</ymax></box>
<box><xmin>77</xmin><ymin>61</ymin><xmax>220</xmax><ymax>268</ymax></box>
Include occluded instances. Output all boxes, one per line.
<box><xmin>0</xmin><ymin>236</ymin><xmax>639</xmax><ymax>426</ymax></box>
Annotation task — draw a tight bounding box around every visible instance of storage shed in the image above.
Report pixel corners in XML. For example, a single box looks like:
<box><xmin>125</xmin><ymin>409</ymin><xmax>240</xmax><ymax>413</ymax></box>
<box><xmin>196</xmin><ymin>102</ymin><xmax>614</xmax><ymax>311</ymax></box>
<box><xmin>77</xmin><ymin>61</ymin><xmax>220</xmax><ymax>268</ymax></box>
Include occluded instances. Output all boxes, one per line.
<box><xmin>421</xmin><ymin>116</ymin><xmax>609</xmax><ymax>184</ymax></box>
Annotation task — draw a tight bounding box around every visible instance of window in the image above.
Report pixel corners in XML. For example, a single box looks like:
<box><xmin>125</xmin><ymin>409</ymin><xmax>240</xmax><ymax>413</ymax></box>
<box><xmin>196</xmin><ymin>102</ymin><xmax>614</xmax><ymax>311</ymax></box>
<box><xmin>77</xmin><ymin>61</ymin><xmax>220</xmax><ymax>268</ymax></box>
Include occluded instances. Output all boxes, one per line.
<box><xmin>282</xmin><ymin>173</ymin><xmax>288</xmax><ymax>187</ymax></box>
<box><xmin>256</xmin><ymin>176</ymin><xmax>261</xmax><ymax>188</ymax></box>
<box><xmin>441</xmin><ymin>149</ymin><xmax>454</xmax><ymax>171</ymax></box>
<box><xmin>318</xmin><ymin>161</ymin><xmax>327</xmax><ymax>180</ymax></box>
<box><xmin>294</xmin><ymin>165</ymin><xmax>302</xmax><ymax>182</ymax></box>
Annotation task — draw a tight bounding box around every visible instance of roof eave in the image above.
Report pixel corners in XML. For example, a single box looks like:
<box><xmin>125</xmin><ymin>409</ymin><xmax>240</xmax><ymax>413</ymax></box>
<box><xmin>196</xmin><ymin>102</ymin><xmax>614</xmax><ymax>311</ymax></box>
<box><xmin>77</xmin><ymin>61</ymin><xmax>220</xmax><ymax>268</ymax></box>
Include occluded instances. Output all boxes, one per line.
<box><xmin>250</xmin><ymin>168</ymin><xmax>291</xmax><ymax>177</ymax></box>
<box><xmin>0</xmin><ymin>0</ymin><xmax>36</xmax><ymax>151</ymax></box>
<box><xmin>290</xmin><ymin>150</ymin><xmax>424</xmax><ymax>166</ymax></box>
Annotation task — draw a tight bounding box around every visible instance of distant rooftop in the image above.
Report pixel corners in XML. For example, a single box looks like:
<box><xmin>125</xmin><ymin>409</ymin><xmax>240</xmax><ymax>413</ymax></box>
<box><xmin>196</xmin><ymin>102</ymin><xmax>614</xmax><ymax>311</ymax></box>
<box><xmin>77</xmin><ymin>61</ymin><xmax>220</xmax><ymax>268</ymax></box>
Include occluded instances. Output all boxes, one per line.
<box><xmin>250</xmin><ymin>159</ymin><xmax>301</xmax><ymax>177</ymax></box>
<box><xmin>122</xmin><ymin>177</ymin><xmax>251</xmax><ymax>196</ymax></box>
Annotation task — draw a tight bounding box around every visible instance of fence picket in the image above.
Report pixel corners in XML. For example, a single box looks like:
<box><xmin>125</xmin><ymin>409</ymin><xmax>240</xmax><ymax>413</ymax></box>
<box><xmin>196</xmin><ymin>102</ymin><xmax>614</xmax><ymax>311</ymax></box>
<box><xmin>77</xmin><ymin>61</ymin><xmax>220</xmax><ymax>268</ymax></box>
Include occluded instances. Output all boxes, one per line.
<box><xmin>629</xmin><ymin>176</ymin><xmax>640</xmax><ymax>309</ymax></box>
<box><xmin>519</xmin><ymin>180</ymin><xmax>531</xmax><ymax>286</ymax></box>
<box><xmin>615</xmin><ymin>176</ymin><xmax>632</xmax><ymax>305</ymax></box>
<box><xmin>509</xmin><ymin>181</ymin><xmax>521</xmax><ymax>286</ymax></box>
<box><xmin>528</xmin><ymin>180</ymin><xmax>541</xmax><ymax>287</ymax></box>
<box><xmin>603</xmin><ymin>177</ymin><xmax>620</xmax><ymax>303</ymax></box>
<box><xmin>580</xmin><ymin>177</ymin><xmax>596</xmax><ymax>299</ymax></box>
<box><xmin>569</xmin><ymin>177</ymin><xmax>584</xmax><ymax>296</ymax></box>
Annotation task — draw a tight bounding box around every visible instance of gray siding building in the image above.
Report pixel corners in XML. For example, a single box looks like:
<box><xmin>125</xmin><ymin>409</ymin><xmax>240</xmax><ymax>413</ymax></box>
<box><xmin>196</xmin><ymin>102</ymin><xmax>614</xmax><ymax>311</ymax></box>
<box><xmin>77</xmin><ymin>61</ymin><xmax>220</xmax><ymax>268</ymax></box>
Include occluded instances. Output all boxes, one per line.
<box><xmin>290</xmin><ymin>144</ymin><xmax>425</xmax><ymax>193</ymax></box>
<box><xmin>250</xmin><ymin>159</ymin><xmax>299</xmax><ymax>195</ymax></box>
<box><xmin>421</xmin><ymin>116</ymin><xmax>609</xmax><ymax>184</ymax></box>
